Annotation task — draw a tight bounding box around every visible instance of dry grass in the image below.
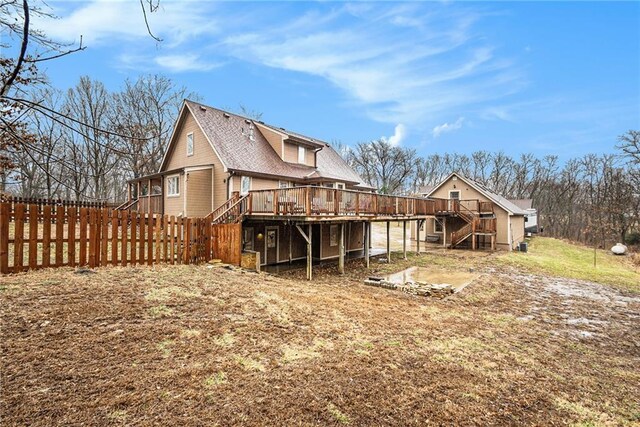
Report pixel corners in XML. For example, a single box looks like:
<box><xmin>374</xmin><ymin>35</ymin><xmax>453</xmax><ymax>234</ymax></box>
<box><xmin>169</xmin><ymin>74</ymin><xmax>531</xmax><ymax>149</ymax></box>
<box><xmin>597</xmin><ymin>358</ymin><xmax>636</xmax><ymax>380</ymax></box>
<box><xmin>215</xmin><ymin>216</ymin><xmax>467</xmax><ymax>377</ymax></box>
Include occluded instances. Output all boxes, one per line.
<box><xmin>1</xmin><ymin>252</ymin><xmax>639</xmax><ymax>426</ymax></box>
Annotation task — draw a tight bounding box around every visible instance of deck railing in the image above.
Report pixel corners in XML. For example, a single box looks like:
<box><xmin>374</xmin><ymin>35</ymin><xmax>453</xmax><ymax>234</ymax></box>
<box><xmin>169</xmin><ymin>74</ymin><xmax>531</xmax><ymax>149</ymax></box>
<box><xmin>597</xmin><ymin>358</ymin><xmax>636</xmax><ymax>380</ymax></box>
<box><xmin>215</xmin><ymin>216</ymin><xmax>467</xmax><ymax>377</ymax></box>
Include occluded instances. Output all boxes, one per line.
<box><xmin>242</xmin><ymin>187</ymin><xmax>490</xmax><ymax>218</ymax></box>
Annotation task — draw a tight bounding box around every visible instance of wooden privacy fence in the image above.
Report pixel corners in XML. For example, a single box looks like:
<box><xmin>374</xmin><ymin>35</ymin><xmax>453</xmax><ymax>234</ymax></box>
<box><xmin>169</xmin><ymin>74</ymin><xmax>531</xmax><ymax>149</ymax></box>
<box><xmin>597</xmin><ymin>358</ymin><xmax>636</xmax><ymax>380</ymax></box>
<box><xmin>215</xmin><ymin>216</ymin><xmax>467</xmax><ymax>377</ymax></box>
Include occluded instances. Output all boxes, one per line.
<box><xmin>0</xmin><ymin>201</ymin><xmax>241</xmax><ymax>274</ymax></box>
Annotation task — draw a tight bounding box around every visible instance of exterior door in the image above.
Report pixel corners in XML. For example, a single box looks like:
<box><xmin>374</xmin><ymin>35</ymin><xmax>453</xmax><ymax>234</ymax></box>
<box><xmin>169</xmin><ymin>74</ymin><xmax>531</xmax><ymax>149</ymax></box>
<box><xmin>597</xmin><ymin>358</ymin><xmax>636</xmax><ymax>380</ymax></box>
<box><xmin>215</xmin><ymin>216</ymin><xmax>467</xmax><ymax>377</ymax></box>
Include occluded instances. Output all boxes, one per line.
<box><xmin>265</xmin><ymin>227</ymin><xmax>278</xmax><ymax>264</ymax></box>
<box><xmin>449</xmin><ymin>190</ymin><xmax>460</xmax><ymax>211</ymax></box>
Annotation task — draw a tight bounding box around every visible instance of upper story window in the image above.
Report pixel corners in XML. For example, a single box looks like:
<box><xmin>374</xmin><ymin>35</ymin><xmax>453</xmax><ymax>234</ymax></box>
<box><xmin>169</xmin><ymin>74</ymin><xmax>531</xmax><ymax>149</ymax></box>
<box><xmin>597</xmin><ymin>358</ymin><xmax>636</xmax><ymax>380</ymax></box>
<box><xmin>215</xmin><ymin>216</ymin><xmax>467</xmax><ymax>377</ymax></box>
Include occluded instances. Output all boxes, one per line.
<box><xmin>240</xmin><ymin>176</ymin><xmax>251</xmax><ymax>195</ymax></box>
<box><xmin>167</xmin><ymin>175</ymin><xmax>180</xmax><ymax>197</ymax></box>
<box><xmin>298</xmin><ymin>145</ymin><xmax>306</xmax><ymax>164</ymax></box>
<box><xmin>186</xmin><ymin>132</ymin><xmax>194</xmax><ymax>156</ymax></box>
<box><xmin>279</xmin><ymin>181</ymin><xmax>290</xmax><ymax>189</ymax></box>
<box><xmin>336</xmin><ymin>183</ymin><xmax>345</xmax><ymax>190</ymax></box>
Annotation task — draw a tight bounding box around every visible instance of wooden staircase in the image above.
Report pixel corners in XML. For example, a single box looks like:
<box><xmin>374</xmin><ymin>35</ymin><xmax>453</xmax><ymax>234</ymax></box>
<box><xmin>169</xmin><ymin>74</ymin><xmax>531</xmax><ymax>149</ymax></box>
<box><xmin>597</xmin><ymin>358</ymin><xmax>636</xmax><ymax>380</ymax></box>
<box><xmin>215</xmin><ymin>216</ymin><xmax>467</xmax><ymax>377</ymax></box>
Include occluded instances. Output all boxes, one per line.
<box><xmin>207</xmin><ymin>194</ymin><xmax>249</xmax><ymax>224</ymax></box>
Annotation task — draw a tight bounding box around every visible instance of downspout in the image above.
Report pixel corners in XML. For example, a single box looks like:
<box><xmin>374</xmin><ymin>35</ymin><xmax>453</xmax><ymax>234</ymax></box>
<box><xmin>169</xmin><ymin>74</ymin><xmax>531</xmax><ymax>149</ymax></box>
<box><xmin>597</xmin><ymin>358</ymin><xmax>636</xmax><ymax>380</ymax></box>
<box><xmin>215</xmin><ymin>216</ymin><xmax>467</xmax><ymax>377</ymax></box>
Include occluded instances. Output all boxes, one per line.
<box><xmin>313</xmin><ymin>146</ymin><xmax>323</xmax><ymax>168</ymax></box>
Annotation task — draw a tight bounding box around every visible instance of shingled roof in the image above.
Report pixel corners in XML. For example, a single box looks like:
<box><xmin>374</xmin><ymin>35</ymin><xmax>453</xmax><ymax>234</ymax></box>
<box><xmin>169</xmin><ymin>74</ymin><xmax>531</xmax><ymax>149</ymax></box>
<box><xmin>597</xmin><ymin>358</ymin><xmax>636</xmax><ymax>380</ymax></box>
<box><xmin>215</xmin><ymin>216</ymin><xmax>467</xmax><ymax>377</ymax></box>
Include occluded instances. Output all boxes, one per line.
<box><xmin>175</xmin><ymin>100</ymin><xmax>373</xmax><ymax>188</ymax></box>
<box><xmin>423</xmin><ymin>172</ymin><xmax>528</xmax><ymax>215</ymax></box>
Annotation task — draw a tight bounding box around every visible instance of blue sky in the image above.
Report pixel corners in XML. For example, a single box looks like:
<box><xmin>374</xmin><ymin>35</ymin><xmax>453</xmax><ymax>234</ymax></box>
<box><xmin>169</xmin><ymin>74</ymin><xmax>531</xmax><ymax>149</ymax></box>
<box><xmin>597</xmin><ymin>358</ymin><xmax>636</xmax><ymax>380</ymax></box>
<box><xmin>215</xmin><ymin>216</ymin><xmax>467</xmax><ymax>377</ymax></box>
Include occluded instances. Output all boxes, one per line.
<box><xmin>31</xmin><ymin>0</ymin><xmax>640</xmax><ymax>159</ymax></box>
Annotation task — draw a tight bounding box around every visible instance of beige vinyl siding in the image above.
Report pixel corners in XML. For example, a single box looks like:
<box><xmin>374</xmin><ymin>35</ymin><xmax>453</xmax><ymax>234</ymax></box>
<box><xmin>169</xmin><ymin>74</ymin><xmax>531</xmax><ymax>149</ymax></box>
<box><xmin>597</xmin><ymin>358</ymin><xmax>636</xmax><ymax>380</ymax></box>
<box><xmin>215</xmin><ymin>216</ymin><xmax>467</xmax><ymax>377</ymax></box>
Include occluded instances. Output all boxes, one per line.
<box><xmin>232</xmin><ymin>176</ymin><xmax>280</xmax><ymax>192</ymax></box>
<box><xmin>186</xmin><ymin>169</ymin><xmax>213</xmax><ymax>217</ymax></box>
<box><xmin>165</xmin><ymin>108</ymin><xmax>229</xmax><ymax>211</ymax></box>
<box><xmin>164</xmin><ymin>174</ymin><xmax>185</xmax><ymax>217</ymax></box>
<box><xmin>306</xmin><ymin>147</ymin><xmax>315</xmax><ymax>167</ymax></box>
<box><xmin>428</xmin><ymin>176</ymin><xmax>491</xmax><ymax>204</ymax></box>
<box><xmin>283</xmin><ymin>142</ymin><xmax>298</xmax><ymax>163</ymax></box>
<box><xmin>255</xmin><ymin>123</ymin><xmax>284</xmax><ymax>158</ymax></box>
<box><xmin>283</xmin><ymin>141</ymin><xmax>314</xmax><ymax>167</ymax></box>
<box><xmin>510</xmin><ymin>215</ymin><xmax>526</xmax><ymax>249</ymax></box>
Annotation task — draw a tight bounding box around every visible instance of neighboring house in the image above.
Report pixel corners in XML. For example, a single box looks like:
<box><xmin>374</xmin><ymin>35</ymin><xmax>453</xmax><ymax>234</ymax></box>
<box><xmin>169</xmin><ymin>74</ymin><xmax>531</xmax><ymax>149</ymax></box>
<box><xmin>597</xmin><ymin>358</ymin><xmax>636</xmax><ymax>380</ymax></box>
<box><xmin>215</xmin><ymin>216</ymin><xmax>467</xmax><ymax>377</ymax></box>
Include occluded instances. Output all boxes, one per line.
<box><xmin>122</xmin><ymin>100</ymin><xmax>435</xmax><ymax>273</ymax></box>
<box><xmin>411</xmin><ymin>173</ymin><xmax>528</xmax><ymax>251</ymax></box>
<box><xmin>509</xmin><ymin>199</ymin><xmax>538</xmax><ymax>233</ymax></box>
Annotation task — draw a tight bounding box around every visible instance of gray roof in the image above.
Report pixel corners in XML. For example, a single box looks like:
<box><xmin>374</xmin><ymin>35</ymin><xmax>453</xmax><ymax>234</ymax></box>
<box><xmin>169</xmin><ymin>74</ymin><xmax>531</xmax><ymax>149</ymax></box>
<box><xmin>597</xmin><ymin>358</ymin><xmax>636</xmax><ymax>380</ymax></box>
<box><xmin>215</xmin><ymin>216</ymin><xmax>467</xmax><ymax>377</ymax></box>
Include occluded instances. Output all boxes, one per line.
<box><xmin>417</xmin><ymin>185</ymin><xmax>435</xmax><ymax>195</ymax></box>
<box><xmin>508</xmin><ymin>199</ymin><xmax>534</xmax><ymax>210</ymax></box>
<box><xmin>181</xmin><ymin>100</ymin><xmax>372</xmax><ymax>188</ymax></box>
<box><xmin>425</xmin><ymin>172</ymin><xmax>528</xmax><ymax>215</ymax></box>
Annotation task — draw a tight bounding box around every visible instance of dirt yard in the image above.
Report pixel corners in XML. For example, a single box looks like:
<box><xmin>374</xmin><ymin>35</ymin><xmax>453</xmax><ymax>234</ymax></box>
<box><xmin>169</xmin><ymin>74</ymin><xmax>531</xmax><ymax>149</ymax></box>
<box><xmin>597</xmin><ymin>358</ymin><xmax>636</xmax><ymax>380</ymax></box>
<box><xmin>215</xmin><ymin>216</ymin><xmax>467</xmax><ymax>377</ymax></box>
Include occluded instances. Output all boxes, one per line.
<box><xmin>1</xmin><ymin>249</ymin><xmax>639</xmax><ymax>426</ymax></box>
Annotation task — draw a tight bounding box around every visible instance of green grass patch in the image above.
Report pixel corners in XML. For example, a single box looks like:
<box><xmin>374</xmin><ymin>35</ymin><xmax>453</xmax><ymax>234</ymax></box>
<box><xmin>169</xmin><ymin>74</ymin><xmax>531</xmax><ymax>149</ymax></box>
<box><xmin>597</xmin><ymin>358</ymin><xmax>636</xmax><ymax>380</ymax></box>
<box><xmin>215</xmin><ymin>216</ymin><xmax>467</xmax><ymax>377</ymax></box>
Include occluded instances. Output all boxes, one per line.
<box><xmin>497</xmin><ymin>237</ymin><xmax>639</xmax><ymax>293</ymax></box>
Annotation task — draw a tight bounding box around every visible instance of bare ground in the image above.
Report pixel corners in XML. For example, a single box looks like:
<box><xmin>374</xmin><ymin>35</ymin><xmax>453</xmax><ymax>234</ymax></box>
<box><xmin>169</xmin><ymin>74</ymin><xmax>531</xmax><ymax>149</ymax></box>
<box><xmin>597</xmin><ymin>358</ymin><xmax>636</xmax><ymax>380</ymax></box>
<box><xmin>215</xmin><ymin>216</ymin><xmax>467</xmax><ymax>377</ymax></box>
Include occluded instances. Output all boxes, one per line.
<box><xmin>1</xmin><ymin>251</ymin><xmax>639</xmax><ymax>426</ymax></box>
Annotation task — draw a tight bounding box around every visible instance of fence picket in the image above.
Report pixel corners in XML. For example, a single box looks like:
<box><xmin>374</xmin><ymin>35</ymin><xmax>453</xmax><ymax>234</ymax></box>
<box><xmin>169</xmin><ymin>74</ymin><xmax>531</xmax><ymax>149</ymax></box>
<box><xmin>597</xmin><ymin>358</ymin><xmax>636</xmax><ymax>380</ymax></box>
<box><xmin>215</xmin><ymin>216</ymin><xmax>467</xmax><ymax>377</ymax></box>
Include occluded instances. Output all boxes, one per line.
<box><xmin>111</xmin><ymin>210</ymin><xmax>119</xmax><ymax>265</ymax></box>
<box><xmin>130</xmin><ymin>212</ymin><xmax>137</xmax><ymax>265</ymax></box>
<box><xmin>121</xmin><ymin>210</ymin><xmax>128</xmax><ymax>266</ymax></box>
<box><xmin>1</xmin><ymin>201</ymin><xmax>242</xmax><ymax>275</ymax></box>
<box><xmin>1</xmin><ymin>203</ymin><xmax>10</xmax><ymax>274</ymax></box>
<box><xmin>79</xmin><ymin>208</ymin><xmax>87</xmax><ymax>266</ymax></box>
<box><xmin>13</xmin><ymin>204</ymin><xmax>25</xmax><ymax>272</ymax></box>
<box><xmin>42</xmin><ymin>205</ymin><xmax>52</xmax><ymax>268</ymax></box>
<box><xmin>101</xmin><ymin>209</ymin><xmax>109</xmax><ymax>267</ymax></box>
<box><xmin>67</xmin><ymin>207</ymin><xmax>77</xmax><ymax>267</ymax></box>
<box><xmin>147</xmin><ymin>214</ymin><xmax>153</xmax><ymax>266</ymax></box>
<box><xmin>55</xmin><ymin>205</ymin><xmax>64</xmax><ymax>267</ymax></box>
<box><xmin>138</xmin><ymin>214</ymin><xmax>145</xmax><ymax>265</ymax></box>
<box><xmin>28</xmin><ymin>204</ymin><xmax>38</xmax><ymax>270</ymax></box>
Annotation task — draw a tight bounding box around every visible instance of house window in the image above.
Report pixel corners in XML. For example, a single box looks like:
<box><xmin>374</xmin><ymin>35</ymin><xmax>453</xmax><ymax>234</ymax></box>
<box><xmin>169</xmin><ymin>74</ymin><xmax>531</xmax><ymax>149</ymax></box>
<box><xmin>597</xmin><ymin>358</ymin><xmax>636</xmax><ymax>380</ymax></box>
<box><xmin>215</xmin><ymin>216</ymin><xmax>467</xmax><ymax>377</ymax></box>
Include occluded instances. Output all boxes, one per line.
<box><xmin>298</xmin><ymin>146</ymin><xmax>306</xmax><ymax>164</ymax></box>
<box><xmin>336</xmin><ymin>183</ymin><xmax>345</xmax><ymax>190</ymax></box>
<box><xmin>279</xmin><ymin>181</ymin><xmax>290</xmax><ymax>189</ymax></box>
<box><xmin>435</xmin><ymin>219</ymin><xmax>443</xmax><ymax>233</ymax></box>
<box><xmin>449</xmin><ymin>190</ymin><xmax>460</xmax><ymax>200</ymax></box>
<box><xmin>186</xmin><ymin>132</ymin><xmax>194</xmax><ymax>156</ymax></box>
<box><xmin>240</xmin><ymin>176</ymin><xmax>251</xmax><ymax>195</ymax></box>
<box><xmin>167</xmin><ymin>175</ymin><xmax>180</xmax><ymax>197</ymax></box>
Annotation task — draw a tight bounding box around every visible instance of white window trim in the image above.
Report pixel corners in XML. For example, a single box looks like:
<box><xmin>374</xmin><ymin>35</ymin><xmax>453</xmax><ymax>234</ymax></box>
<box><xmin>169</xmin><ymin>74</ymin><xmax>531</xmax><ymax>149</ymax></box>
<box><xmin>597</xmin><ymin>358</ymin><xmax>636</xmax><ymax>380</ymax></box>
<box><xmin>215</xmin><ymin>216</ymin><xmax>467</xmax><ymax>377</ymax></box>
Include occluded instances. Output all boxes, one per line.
<box><xmin>449</xmin><ymin>190</ymin><xmax>461</xmax><ymax>199</ymax></box>
<box><xmin>186</xmin><ymin>132</ymin><xmax>194</xmax><ymax>157</ymax></box>
<box><xmin>240</xmin><ymin>176</ymin><xmax>251</xmax><ymax>195</ymax></box>
<box><xmin>278</xmin><ymin>181</ymin><xmax>290</xmax><ymax>189</ymax></box>
<box><xmin>336</xmin><ymin>182</ymin><xmax>345</xmax><ymax>190</ymax></box>
<box><xmin>167</xmin><ymin>174</ymin><xmax>180</xmax><ymax>197</ymax></box>
<box><xmin>298</xmin><ymin>145</ymin><xmax>306</xmax><ymax>164</ymax></box>
<box><xmin>434</xmin><ymin>218</ymin><xmax>444</xmax><ymax>233</ymax></box>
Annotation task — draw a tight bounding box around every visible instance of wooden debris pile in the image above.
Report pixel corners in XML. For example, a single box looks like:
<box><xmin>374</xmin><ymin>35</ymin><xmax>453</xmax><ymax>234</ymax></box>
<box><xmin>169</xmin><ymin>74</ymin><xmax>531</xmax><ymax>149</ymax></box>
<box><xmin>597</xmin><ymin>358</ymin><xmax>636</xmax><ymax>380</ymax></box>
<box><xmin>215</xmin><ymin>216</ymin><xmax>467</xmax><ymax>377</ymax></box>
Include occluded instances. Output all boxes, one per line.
<box><xmin>364</xmin><ymin>277</ymin><xmax>454</xmax><ymax>298</ymax></box>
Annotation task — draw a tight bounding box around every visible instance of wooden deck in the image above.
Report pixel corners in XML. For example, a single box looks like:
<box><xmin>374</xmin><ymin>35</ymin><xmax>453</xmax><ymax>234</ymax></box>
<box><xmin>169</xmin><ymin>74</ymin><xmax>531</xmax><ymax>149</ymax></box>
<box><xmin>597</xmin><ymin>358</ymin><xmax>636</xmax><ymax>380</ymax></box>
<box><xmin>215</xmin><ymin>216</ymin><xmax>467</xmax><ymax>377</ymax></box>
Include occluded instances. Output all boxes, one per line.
<box><xmin>225</xmin><ymin>187</ymin><xmax>494</xmax><ymax>222</ymax></box>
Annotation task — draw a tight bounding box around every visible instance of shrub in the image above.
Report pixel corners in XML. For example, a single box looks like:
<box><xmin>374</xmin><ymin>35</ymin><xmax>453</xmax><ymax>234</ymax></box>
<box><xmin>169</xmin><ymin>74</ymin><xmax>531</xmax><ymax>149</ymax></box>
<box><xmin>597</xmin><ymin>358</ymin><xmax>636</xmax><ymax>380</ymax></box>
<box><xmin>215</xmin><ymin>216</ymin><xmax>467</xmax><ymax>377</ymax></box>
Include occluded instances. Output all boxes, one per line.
<box><xmin>625</xmin><ymin>232</ymin><xmax>640</xmax><ymax>246</ymax></box>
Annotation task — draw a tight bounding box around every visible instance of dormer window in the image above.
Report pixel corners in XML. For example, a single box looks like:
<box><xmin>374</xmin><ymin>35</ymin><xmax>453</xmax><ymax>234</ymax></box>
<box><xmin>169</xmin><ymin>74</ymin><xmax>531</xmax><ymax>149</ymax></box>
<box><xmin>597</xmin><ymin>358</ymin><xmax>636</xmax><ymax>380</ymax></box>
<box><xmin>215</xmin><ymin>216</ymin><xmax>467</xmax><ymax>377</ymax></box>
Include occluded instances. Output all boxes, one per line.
<box><xmin>298</xmin><ymin>146</ymin><xmax>306</xmax><ymax>164</ymax></box>
<box><xmin>186</xmin><ymin>132</ymin><xmax>194</xmax><ymax>156</ymax></box>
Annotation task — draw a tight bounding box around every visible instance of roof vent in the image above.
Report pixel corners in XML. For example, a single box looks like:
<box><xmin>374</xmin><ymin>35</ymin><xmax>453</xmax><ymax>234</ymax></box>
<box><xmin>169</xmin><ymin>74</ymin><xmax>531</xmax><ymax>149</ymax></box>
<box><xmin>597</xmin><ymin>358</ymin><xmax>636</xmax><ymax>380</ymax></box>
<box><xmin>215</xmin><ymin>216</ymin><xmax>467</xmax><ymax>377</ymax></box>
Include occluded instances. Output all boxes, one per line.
<box><xmin>200</xmin><ymin>106</ymin><xmax>207</xmax><ymax>111</ymax></box>
<box><xmin>280</xmin><ymin>127</ymin><xmax>285</xmax><ymax>130</ymax></box>
<box><xmin>244</xmin><ymin>119</ymin><xmax>251</xmax><ymax>124</ymax></box>
<box><xmin>223</xmin><ymin>113</ymin><xmax>230</xmax><ymax>118</ymax></box>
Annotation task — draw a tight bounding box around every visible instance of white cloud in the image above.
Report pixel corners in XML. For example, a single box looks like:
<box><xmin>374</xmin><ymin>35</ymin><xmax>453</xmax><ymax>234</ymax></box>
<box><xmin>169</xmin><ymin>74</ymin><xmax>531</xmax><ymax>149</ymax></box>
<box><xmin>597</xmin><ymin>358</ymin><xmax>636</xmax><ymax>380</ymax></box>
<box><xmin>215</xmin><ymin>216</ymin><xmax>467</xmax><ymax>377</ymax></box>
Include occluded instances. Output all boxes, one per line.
<box><xmin>33</xmin><ymin>0</ymin><xmax>219</xmax><ymax>46</ymax></box>
<box><xmin>386</xmin><ymin>124</ymin><xmax>407</xmax><ymax>146</ymax></box>
<box><xmin>154</xmin><ymin>54</ymin><xmax>221</xmax><ymax>73</ymax></box>
<box><xmin>432</xmin><ymin>117</ymin><xmax>465</xmax><ymax>137</ymax></box>
<box><xmin>221</xmin><ymin>4</ymin><xmax>524</xmax><ymax>128</ymax></box>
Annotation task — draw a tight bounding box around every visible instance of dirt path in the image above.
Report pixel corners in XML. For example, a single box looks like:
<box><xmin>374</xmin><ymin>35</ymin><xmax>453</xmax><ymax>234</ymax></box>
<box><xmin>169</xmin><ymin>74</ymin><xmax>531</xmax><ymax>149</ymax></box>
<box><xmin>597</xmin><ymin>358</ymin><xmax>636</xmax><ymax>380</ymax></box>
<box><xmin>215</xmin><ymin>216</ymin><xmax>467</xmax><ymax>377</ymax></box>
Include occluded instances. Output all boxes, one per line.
<box><xmin>1</xmin><ymin>254</ymin><xmax>638</xmax><ymax>426</ymax></box>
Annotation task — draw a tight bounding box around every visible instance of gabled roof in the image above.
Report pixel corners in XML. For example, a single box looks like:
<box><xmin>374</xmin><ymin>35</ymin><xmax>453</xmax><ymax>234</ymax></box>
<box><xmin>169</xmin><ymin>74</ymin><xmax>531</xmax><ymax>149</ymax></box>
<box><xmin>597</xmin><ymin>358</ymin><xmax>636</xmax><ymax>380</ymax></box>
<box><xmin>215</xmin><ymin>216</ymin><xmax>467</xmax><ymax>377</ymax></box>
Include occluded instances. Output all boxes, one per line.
<box><xmin>424</xmin><ymin>172</ymin><xmax>528</xmax><ymax>215</ymax></box>
<box><xmin>162</xmin><ymin>100</ymin><xmax>372</xmax><ymax>188</ymax></box>
<box><xmin>417</xmin><ymin>185</ymin><xmax>435</xmax><ymax>195</ymax></box>
<box><xmin>508</xmin><ymin>199</ymin><xmax>534</xmax><ymax>211</ymax></box>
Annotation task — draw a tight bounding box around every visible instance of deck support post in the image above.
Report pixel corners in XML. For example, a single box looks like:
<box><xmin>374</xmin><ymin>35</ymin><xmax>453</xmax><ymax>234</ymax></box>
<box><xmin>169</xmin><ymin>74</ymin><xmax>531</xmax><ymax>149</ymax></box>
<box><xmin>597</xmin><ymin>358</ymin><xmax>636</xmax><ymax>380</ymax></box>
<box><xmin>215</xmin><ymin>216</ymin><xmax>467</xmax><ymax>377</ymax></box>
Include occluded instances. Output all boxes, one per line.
<box><xmin>443</xmin><ymin>218</ymin><xmax>447</xmax><ymax>249</ymax></box>
<box><xmin>472</xmin><ymin>233</ymin><xmax>476</xmax><ymax>250</ymax></box>
<box><xmin>338</xmin><ymin>222</ymin><xmax>345</xmax><ymax>274</ymax></box>
<box><xmin>402</xmin><ymin>221</ymin><xmax>407</xmax><ymax>260</ymax></box>
<box><xmin>416</xmin><ymin>219</ymin><xmax>421</xmax><ymax>254</ymax></box>
<box><xmin>386</xmin><ymin>221</ymin><xmax>391</xmax><ymax>263</ymax></box>
<box><xmin>491</xmin><ymin>234</ymin><xmax>496</xmax><ymax>251</ymax></box>
<box><xmin>289</xmin><ymin>223</ymin><xmax>292</xmax><ymax>264</ymax></box>
<box><xmin>296</xmin><ymin>224</ymin><xmax>313</xmax><ymax>280</ymax></box>
<box><xmin>364</xmin><ymin>222</ymin><xmax>370</xmax><ymax>268</ymax></box>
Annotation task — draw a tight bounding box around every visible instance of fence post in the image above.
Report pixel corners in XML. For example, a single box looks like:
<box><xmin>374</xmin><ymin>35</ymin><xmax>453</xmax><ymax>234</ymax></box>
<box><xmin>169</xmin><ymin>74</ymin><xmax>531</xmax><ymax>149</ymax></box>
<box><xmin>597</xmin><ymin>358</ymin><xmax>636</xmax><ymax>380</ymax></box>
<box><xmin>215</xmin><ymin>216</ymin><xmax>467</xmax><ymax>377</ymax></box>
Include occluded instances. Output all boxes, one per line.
<box><xmin>0</xmin><ymin>203</ymin><xmax>9</xmax><ymax>274</ymax></box>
